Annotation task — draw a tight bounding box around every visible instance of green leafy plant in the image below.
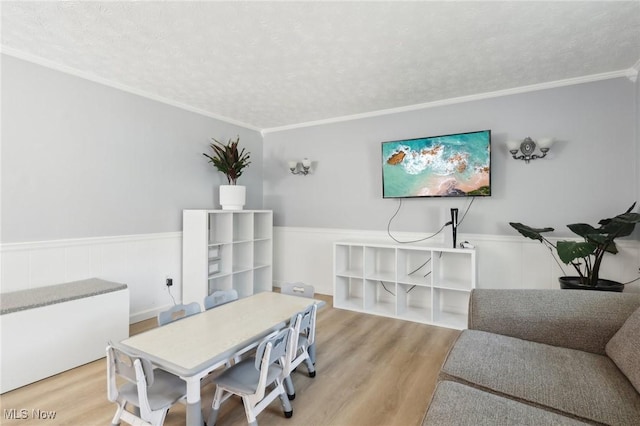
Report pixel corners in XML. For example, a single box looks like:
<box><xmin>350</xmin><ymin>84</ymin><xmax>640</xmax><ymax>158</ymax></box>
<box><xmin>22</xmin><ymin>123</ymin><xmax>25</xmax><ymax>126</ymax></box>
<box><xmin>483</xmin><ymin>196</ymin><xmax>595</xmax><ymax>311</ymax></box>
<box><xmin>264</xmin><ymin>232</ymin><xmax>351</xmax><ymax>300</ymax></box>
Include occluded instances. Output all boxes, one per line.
<box><xmin>509</xmin><ymin>203</ymin><xmax>640</xmax><ymax>287</ymax></box>
<box><xmin>203</xmin><ymin>136</ymin><xmax>251</xmax><ymax>185</ymax></box>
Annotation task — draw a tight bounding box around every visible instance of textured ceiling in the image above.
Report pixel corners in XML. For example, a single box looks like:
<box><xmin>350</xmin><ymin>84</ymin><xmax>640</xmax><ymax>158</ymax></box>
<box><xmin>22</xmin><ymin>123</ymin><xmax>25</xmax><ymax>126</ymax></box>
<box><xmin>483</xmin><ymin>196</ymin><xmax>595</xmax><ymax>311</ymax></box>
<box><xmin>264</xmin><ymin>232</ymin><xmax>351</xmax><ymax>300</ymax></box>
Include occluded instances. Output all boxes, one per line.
<box><xmin>2</xmin><ymin>1</ymin><xmax>639</xmax><ymax>131</ymax></box>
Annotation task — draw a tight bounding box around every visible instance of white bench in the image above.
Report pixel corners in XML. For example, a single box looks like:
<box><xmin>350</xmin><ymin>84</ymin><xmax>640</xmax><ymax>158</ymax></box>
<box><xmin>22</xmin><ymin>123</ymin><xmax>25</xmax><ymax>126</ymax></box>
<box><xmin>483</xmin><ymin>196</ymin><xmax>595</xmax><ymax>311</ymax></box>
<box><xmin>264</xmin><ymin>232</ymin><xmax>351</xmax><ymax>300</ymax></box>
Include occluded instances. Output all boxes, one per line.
<box><xmin>0</xmin><ymin>278</ymin><xmax>129</xmax><ymax>393</ymax></box>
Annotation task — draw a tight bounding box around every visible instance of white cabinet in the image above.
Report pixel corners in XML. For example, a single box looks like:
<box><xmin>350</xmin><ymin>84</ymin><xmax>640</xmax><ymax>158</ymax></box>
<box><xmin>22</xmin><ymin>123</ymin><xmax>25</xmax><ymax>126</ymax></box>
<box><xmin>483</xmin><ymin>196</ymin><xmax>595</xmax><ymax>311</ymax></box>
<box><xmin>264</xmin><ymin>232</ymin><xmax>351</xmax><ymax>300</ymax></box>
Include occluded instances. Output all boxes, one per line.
<box><xmin>334</xmin><ymin>241</ymin><xmax>476</xmax><ymax>329</ymax></box>
<box><xmin>183</xmin><ymin>210</ymin><xmax>273</xmax><ymax>307</ymax></box>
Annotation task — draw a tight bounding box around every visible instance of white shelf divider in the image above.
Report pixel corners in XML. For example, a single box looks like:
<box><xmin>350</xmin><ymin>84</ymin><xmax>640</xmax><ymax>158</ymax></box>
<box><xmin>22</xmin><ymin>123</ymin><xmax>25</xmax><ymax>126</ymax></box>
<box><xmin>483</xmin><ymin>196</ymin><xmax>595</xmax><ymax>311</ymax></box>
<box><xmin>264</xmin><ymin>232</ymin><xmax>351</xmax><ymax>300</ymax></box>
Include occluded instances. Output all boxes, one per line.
<box><xmin>183</xmin><ymin>210</ymin><xmax>273</xmax><ymax>308</ymax></box>
<box><xmin>334</xmin><ymin>241</ymin><xmax>475</xmax><ymax>330</ymax></box>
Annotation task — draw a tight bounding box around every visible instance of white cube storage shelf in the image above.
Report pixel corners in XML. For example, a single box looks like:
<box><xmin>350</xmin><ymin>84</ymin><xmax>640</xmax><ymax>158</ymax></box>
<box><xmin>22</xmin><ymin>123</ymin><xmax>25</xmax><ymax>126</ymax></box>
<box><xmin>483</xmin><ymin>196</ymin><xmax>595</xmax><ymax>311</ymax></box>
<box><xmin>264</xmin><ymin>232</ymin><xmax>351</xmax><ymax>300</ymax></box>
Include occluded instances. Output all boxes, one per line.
<box><xmin>183</xmin><ymin>210</ymin><xmax>273</xmax><ymax>307</ymax></box>
<box><xmin>334</xmin><ymin>241</ymin><xmax>476</xmax><ymax>329</ymax></box>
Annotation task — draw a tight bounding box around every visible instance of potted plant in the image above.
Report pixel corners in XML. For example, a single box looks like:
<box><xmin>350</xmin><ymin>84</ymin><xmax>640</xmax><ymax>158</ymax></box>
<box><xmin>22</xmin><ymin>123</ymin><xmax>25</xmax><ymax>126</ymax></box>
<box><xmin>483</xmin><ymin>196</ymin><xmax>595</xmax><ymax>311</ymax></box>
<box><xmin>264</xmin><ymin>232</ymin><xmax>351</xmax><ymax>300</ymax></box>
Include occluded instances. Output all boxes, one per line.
<box><xmin>203</xmin><ymin>136</ymin><xmax>251</xmax><ymax>210</ymax></box>
<box><xmin>509</xmin><ymin>203</ymin><xmax>640</xmax><ymax>291</ymax></box>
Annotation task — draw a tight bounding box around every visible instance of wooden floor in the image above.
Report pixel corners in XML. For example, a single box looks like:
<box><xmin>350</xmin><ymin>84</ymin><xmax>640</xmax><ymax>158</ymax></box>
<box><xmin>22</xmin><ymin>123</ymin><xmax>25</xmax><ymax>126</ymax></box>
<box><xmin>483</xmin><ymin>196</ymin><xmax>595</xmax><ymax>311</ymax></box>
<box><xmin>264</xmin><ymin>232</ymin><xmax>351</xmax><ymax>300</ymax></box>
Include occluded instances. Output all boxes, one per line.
<box><xmin>0</xmin><ymin>294</ymin><xmax>459</xmax><ymax>426</ymax></box>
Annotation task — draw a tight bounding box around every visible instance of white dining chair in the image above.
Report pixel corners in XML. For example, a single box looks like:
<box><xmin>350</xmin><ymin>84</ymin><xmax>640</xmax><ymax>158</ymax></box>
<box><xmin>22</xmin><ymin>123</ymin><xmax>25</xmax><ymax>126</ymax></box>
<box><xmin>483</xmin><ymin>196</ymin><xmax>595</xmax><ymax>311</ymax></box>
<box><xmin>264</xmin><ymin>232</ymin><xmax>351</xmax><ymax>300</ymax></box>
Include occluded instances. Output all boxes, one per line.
<box><xmin>281</xmin><ymin>282</ymin><xmax>314</xmax><ymax>298</ymax></box>
<box><xmin>208</xmin><ymin>327</ymin><xmax>295</xmax><ymax>426</ymax></box>
<box><xmin>281</xmin><ymin>282</ymin><xmax>319</xmax><ymax>366</ymax></box>
<box><xmin>204</xmin><ymin>289</ymin><xmax>239</xmax><ymax>310</ymax></box>
<box><xmin>201</xmin><ymin>289</ymin><xmax>241</xmax><ymax>384</ymax></box>
<box><xmin>283</xmin><ymin>303</ymin><xmax>317</xmax><ymax>400</ymax></box>
<box><xmin>106</xmin><ymin>342</ymin><xmax>186</xmax><ymax>426</ymax></box>
<box><xmin>204</xmin><ymin>288</ymin><xmax>261</xmax><ymax>367</ymax></box>
<box><xmin>157</xmin><ymin>302</ymin><xmax>201</xmax><ymax>326</ymax></box>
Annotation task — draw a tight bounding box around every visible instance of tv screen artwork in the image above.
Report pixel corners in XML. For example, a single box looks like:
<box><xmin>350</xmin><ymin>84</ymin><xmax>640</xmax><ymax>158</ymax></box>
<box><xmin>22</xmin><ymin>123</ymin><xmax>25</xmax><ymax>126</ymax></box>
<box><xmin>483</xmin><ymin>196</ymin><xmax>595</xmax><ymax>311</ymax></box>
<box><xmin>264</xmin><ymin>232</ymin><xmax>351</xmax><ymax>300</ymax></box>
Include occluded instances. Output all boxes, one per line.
<box><xmin>382</xmin><ymin>130</ymin><xmax>491</xmax><ymax>198</ymax></box>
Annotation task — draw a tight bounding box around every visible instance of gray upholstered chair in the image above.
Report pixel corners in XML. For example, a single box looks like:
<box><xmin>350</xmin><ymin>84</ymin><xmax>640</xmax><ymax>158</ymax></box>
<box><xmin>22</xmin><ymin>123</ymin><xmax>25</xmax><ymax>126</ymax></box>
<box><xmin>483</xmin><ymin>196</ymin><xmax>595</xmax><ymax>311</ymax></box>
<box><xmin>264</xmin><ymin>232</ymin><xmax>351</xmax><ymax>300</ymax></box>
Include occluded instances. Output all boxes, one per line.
<box><xmin>157</xmin><ymin>302</ymin><xmax>201</xmax><ymax>326</ymax></box>
<box><xmin>208</xmin><ymin>327</ymin><xmax>295</xmax><ymax>426</ymax></box>
<box><xmin>106</xmin><ymin>342</ymin><xmax>186</xmax><ymax>426</ymax></box>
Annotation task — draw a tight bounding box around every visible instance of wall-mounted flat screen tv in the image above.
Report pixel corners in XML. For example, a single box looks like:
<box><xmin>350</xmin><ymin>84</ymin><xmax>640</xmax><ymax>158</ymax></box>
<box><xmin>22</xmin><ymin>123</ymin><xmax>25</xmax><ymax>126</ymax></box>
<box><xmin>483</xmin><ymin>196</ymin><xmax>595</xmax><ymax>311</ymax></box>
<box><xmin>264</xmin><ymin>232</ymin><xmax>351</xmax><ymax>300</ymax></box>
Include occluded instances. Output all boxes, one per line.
<box><xmin>382</xmin><ymin>130</ymin><xmax>491</xmax><ymax>198</ymax></box>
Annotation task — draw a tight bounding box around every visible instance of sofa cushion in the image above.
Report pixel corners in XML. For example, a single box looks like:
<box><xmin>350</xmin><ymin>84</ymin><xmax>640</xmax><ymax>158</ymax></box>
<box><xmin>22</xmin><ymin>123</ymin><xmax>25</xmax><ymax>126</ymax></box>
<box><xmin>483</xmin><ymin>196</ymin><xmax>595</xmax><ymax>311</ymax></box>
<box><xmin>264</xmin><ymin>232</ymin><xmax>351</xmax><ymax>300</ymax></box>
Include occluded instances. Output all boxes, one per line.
<box><xmin>423</xmin><ymin>381</ymin><xmax>589</xmax><ymax>425</ymax></box>
<box><xmin>441</xmin><ymin>330</ymin><xmax>640</xmax><ymax>425</ymax></box>
<box><xmin>468</xmin><ymin>289</ymin><xmax>640</xmax><ymax>355</ymax></box>
<box><xmin>606</xmin><ymin>306</ymin><xmax>640</xmax><ymax>393</ymax></box>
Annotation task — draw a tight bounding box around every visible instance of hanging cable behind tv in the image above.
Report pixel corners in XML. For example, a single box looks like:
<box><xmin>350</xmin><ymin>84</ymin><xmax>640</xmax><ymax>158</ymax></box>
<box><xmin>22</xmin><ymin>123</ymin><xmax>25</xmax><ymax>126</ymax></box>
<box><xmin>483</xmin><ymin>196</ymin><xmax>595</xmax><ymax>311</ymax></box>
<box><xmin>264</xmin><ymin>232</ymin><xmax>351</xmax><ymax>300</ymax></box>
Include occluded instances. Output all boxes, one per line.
<box><xmin>386</xmin><ymin>197</ymin><xmax>475</xmax><ymax>244</ymax></box>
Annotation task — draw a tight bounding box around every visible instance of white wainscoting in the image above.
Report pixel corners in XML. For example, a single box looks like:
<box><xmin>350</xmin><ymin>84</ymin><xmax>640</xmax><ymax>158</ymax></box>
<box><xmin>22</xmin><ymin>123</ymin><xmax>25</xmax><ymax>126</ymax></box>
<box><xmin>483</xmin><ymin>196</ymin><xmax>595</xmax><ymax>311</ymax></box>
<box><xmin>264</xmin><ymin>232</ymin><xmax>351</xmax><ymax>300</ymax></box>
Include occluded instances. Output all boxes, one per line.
<box><xmin>273</xmin><ymin>226</ymin><xmax>640</xmax><ymax>295</ymax></box>
<box><xmin>1</xmin><ymin>232</ymin><xmax>183</xmax><ymax>323</ymax></box>
<box><xmin>3</xmin><ymin>228</ymin><xmax>638</xmax><ymax>325</ymax></box>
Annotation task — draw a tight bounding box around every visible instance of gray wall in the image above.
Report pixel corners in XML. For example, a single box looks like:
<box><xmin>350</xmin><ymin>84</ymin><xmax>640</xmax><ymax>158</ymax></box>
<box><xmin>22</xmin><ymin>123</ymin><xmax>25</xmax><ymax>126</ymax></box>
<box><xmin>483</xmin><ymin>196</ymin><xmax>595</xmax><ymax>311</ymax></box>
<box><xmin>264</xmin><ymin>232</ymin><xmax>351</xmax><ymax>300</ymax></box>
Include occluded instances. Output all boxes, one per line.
<box><xmin>263</xmin><ymin>77</ymin><xmax>638</xmax><ymax>237</ymax></box>
<box><xmin>637</xmin><ymin>75</ymin><xmax>640</xmax><ymax>213</ymax></box>
<box><xmin>1</xmin><ymin>55</ymin><xmax>263</xmax><ymax>243</ymax></box>
<box><xmin>3</xmin><ymin>55</ymin><xmax>637</xmax><ymax>244</ymax></box>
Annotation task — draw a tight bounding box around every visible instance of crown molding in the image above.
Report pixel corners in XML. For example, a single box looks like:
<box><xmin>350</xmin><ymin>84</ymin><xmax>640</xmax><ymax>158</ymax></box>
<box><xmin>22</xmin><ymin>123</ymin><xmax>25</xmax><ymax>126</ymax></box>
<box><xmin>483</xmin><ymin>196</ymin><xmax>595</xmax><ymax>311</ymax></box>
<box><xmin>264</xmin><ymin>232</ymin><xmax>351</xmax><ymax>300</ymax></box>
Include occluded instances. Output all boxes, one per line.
<box><xmin>262</xmin><ymin>68</ymin><xmax>634</xmax><ymax>134</ymax></box>
<box><xmin>0</xmin><ymin>47</ymin><xmax>262</xmax><ymax>132</ymax></box>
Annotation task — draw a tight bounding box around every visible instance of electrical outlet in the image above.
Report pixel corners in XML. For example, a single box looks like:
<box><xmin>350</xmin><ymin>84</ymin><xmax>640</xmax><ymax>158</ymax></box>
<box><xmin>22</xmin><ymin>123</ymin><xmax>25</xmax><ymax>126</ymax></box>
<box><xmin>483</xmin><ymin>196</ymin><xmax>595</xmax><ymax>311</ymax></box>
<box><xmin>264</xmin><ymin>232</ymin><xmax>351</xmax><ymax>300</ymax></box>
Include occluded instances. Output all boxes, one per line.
<box><xmin>166</xmin><ymin>278</ymin><xmax>173</xmax><ymax>287</ymax></box>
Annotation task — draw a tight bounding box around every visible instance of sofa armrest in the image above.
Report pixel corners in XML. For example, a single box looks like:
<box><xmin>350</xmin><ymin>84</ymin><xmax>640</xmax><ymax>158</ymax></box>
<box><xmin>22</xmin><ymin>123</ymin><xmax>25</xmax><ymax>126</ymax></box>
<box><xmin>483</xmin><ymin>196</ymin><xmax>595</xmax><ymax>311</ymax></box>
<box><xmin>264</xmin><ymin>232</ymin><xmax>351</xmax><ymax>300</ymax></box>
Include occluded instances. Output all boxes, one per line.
<box><xmin>468</xmin><ymin>289</ymin><xmax>640</xmax><ymax>354</ymax></box>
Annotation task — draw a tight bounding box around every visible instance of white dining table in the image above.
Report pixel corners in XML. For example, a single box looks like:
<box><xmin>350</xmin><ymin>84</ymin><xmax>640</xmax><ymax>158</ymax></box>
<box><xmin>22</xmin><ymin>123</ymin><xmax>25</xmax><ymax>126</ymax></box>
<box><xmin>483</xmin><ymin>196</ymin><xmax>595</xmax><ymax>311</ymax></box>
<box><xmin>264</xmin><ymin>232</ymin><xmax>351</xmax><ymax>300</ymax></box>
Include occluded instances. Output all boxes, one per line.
<box><xmin>119</xmin><ymin>291</ymin><xmax>323</xmax><ymax>426</ymax></box>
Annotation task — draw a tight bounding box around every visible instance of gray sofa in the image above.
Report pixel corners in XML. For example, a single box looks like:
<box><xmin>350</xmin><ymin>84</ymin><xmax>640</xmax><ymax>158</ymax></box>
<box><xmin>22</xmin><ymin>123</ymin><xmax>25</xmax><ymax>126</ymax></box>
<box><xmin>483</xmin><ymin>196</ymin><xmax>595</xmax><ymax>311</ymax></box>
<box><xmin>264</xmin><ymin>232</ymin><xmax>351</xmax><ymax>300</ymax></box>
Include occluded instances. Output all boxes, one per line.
<box><xmin>423</xmin><ymin>289</ymin><xmax>640</xmax><ymax>425</ymax></box>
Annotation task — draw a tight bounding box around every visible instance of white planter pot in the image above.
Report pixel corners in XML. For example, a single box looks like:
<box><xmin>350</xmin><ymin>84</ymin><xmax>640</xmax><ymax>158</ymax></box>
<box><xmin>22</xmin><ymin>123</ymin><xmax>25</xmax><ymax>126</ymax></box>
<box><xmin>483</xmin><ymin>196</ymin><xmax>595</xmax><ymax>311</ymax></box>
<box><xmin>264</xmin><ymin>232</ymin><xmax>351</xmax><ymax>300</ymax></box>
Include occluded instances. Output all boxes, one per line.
<box><xmin>219</xmin><ymin>185</ymin><xmax>246</xmax><ymax>210</ymax></box>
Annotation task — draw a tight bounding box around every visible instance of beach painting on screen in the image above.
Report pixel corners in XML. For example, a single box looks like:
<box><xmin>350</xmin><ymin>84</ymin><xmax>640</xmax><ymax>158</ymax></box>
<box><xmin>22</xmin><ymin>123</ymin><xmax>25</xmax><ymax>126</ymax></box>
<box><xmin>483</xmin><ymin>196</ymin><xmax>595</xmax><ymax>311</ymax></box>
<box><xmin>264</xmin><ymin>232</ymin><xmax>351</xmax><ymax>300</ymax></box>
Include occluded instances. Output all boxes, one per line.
<box><xmin>382</xmin><ymin>130</ymin><xmax>491</xmax><ymax>198</ymax></box>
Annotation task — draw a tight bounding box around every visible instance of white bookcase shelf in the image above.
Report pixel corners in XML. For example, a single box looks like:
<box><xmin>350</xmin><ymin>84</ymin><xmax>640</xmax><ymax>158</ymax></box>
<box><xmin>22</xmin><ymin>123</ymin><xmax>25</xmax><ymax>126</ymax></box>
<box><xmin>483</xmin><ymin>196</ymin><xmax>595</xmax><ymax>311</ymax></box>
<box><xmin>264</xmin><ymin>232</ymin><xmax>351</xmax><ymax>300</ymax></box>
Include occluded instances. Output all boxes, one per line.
<box><xmin>334</xmin><ymin>241</ymin><xmax>476</xmax><ymax>330</ymax></box>
<box><xmin>183</xmin><ymin>210</ymin><xmax>273</xmax><ymax>307</ymax></box>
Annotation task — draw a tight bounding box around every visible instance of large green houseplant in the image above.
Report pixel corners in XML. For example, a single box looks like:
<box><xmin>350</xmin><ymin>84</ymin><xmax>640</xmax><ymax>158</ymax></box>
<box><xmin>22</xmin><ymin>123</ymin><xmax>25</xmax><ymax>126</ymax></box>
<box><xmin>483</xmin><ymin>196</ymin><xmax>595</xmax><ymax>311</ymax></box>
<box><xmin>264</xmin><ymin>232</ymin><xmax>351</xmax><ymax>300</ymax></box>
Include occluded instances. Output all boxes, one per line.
<box><xmin>203</xmin><ymin>136</ymin><xmax>251</xmax><ymax>210</ymax></box>
<box><xmin>509</xmin><ymin>203</ymin><xmax>640</xmax><ymax>291</ymax></box>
